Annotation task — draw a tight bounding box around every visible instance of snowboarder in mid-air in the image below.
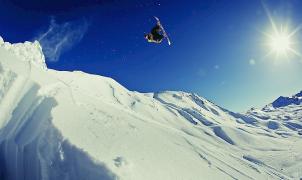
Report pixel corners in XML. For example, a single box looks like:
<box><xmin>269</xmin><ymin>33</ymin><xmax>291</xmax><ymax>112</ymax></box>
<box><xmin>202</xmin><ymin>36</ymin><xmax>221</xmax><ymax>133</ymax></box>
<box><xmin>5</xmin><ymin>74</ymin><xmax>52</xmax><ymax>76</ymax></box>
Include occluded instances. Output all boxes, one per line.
<box><xmin>144</xmin><ymin>17</ymin><xmax>171</xmax><ymax>45</ymax></box>
<box><xmin>145</xmin><ymin>24</ymin><xmax>164</xmax><ymax>44</ymax></box>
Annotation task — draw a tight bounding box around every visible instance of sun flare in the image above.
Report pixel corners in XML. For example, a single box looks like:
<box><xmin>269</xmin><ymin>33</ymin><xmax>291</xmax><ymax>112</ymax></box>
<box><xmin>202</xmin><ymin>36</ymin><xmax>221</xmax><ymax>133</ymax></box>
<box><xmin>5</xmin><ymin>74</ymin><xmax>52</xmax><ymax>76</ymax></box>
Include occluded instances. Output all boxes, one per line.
<box><xmin>264</xmin><ymin>25</ymin><xmax>301</xmax><ymax>59</ymax></box>
<box><xmin>261</xmin><ymin>2</ymin><xmax>301</xmax><ymax>60</ymax></box>
<box><xmin>268</xmin><ymin>31</ymin><xmax>292</xmax><ymax>56</ymax></box>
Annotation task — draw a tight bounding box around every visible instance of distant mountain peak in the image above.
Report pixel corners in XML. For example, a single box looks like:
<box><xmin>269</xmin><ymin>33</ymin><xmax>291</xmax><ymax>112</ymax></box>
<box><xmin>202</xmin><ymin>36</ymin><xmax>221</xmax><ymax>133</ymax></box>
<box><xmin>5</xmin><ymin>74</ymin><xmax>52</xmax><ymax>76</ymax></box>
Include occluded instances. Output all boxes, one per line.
<box><xmin>294</xmin><ymin>91</ymin><xmax>302</xmax><ymax>97</ymax></box>
<box><xmin>270</xmin><ymin>91</ymin><xmax>302</xmax><ymax>108</ymax></box>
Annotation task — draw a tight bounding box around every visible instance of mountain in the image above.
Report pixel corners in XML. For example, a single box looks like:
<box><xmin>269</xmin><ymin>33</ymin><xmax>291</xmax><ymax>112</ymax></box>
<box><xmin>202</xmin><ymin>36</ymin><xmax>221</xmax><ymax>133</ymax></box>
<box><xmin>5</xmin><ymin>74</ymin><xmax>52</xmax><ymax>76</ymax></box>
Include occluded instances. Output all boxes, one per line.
<box><xmin>247</xmin><ymin>91</ymin><xmax>302</xmax><ymax>135</ymax></box>
<box><xmin>0</xmin><ymin>37</ymin><xmax>301</xmax><ymax>180</ymax></box>
<box><xmin>269</xmin><ymin>91</ymin><xmax>302</xmax><ymax>108</ymax></box>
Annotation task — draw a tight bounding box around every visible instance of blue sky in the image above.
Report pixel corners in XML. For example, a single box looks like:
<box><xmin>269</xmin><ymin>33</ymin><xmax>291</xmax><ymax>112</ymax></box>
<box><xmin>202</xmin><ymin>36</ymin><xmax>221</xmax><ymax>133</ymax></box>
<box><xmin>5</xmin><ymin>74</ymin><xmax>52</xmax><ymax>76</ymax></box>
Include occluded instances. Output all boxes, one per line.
<box><xmin>1</xmin><ymin>0</ymin><xmax>302</xmax><ymax>112</ymax></box>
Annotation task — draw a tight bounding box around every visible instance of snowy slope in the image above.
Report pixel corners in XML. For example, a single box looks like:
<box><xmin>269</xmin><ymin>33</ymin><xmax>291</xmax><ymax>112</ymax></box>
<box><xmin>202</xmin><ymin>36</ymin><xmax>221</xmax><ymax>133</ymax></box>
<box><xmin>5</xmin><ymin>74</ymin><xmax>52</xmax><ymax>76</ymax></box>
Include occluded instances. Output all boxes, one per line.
<box><xmin>245</xmin><ymin>94</ymin><xmax>302</xmax><ymax>178</ymax></box>
<box><xmin>0</xmin><ymin>37</ymin><xmax>301</xmax><ymax>180</ymax></box>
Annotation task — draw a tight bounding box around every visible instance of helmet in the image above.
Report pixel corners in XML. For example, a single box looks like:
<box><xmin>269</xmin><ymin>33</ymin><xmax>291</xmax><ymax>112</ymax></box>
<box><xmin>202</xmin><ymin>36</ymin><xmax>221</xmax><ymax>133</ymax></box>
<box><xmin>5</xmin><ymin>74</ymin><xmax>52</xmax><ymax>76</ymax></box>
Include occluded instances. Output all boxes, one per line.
<box><xmin>144</xmin><ymin>34</ymin><xmax>149</xmax><ymax>39</ymax></box>
<box><xmin>144</xmin><ymin>34</ymin><xmax>153</xmax><ymax>41</ymax></box>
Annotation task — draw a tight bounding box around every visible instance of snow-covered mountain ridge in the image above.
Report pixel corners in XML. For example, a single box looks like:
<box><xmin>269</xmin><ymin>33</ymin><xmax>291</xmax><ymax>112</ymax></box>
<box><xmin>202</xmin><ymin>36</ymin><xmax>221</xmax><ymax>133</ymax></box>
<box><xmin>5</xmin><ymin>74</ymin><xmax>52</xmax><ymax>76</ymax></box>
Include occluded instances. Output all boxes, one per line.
<box><xmin>0</xmin><ymin>37</ymin><xmax>301</xmax><ymax>180</ymax></box>
<box><xmin>246</xmin><ymin>91</ymin><xmax>302</xmax><ymax>137</ymax></box>
<box><xmin>268</xmin><ymin>91</ymin><xmax>302</xmax><ymax>108</ymax></box>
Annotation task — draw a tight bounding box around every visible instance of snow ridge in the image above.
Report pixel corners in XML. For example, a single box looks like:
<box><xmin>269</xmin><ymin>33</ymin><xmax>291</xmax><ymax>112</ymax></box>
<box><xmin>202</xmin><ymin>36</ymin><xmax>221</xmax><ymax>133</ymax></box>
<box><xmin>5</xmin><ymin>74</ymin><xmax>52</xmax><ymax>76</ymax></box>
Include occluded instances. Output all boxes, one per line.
<box><xmin>0</xmin><ymin>37</ymin><xmax>4</xmax><ymax>45</ymax></box>
<box><xmin>269</xmin><ymin>91</ymin><xmax>302</xmax><ymax>108</ymax></box>
<box><xmin>0</xmin><ymin>37</ymin><xmax>302</xmax><ymax>180</ymax></box>
<box><xmin>0</xmin><ymin>59</ymin><xmax>115</xmax><ymax>180</ymax></box>
<box><xmin>0</xmin><ymin>36</ymin><xmax>46</xmax><ymax>69</ymax></box>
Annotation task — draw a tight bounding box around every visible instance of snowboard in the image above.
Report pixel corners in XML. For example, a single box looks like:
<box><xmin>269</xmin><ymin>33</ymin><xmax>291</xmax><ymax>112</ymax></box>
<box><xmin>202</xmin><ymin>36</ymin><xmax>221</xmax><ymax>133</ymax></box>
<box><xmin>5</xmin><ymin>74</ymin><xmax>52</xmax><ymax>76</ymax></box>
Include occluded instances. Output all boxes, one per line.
<box><xmin>154</xmin><ymin>16</ymin><xmax>171</xmax><ymax>45</ymax></box>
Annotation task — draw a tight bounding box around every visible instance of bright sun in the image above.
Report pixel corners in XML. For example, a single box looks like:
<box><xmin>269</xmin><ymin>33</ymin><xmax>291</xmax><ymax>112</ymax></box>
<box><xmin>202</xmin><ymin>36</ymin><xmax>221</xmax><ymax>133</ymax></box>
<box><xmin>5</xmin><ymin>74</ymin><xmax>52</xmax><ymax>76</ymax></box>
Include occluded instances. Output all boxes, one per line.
<box><xmin>269</xmin><ymin>31</ymin><xmax>292</xmax><ymax>56</ymax></box>
<box><xmin>263</xmin><ymin>24</ymin><xmax>301</xmax><ymax>59</ymax></box>
<box><xmin>261</xmin><ymin>3</ymin><xmax>301</xmax><ymax>60</ymax></box>
<box><xmin>263</xmin><ymin>26</ymin><xmax>300</xmax><ymax>59</ymax></box>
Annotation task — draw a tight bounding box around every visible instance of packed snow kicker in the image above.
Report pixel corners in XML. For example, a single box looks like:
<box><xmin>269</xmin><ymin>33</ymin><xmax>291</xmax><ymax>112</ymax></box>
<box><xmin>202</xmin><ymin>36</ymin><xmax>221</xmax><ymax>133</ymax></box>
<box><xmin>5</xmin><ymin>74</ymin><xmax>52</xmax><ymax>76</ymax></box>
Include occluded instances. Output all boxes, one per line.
<box><xmin>0</xmin><ymin>37</ymin><xmax>301</xmax><ymax>180</ymax></box>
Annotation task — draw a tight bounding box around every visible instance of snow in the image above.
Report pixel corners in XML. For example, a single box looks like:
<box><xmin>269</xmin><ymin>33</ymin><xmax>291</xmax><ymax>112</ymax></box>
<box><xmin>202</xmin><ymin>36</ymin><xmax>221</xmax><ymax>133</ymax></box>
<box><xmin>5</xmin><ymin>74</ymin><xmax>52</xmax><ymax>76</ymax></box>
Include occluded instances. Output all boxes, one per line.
<box><xmin>295</xmin><ymin>91</ymin><xmax>302</xmax><ymax>97</ymax></box>
<box><xmin>0</xmin><ymin>36</ymin><xmax>4</xmax><ymax>45</ymax></box>
<box><xmin>0</xmin><ymin>36</ymin><xmax>46</xmax><ymax>69</ymax></box>
<box><xmin>0</xmin><ymin>37</ymin><xmax>302</xmax><ymax>180</ymax></box>
<box><xmin>268</xmin><ymin>91</ymin><xmax>302</xmax><ymax>108</ymax></box>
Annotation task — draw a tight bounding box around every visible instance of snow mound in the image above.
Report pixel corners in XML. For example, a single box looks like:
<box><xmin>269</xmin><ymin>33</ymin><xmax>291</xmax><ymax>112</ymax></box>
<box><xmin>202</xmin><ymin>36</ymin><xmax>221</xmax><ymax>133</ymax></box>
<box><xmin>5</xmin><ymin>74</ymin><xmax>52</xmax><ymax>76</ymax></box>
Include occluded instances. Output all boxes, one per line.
<box><xmin>0</xmin><ymin>36</ymin><xmax>46</xmax><ymax>69</ymax></box>
<box><xmin>0</xmin><ymin>37</ymin><xmax>301</xmax><ymax>179</ymax></box>
<box><xmin>0</xmin><ymin>54</ymin><xmax>116</xmax><ymax>180</ymax></box>
<box><xmin>0</xmin><ymin>36</ymin><xmax>4</xmax><ymax>45</ymax></box>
